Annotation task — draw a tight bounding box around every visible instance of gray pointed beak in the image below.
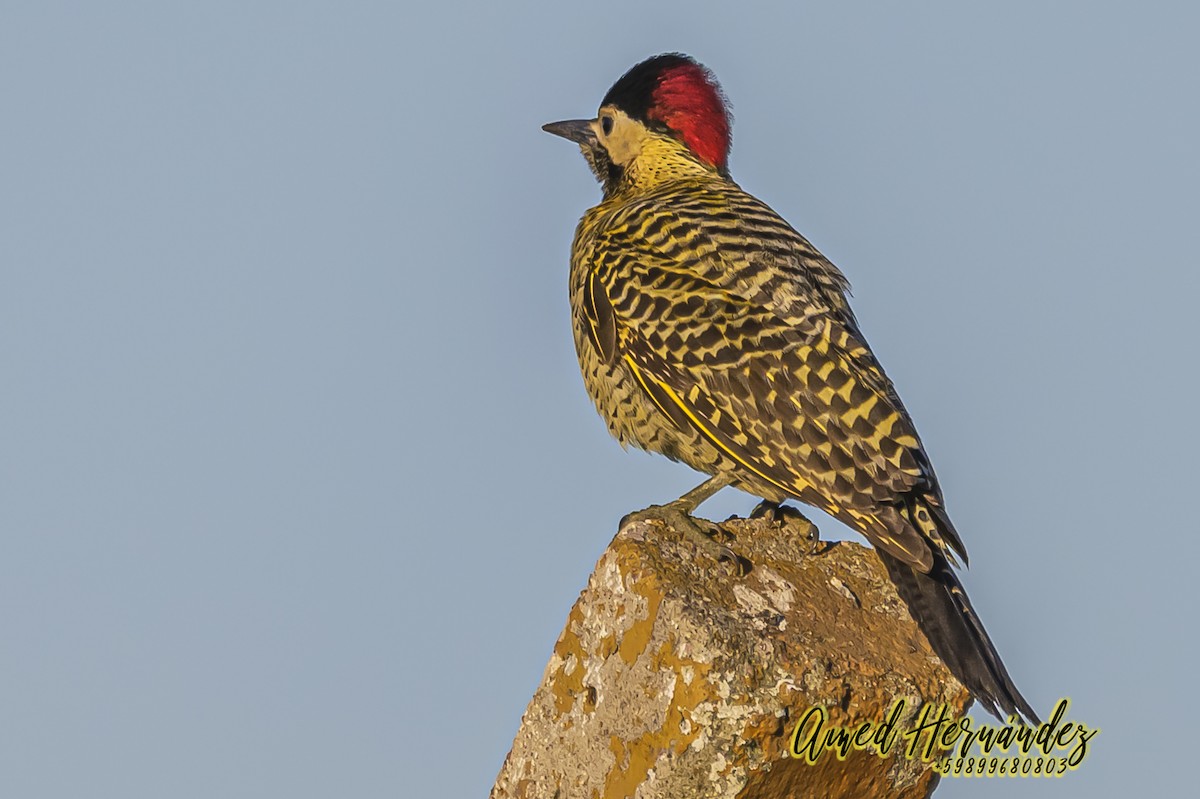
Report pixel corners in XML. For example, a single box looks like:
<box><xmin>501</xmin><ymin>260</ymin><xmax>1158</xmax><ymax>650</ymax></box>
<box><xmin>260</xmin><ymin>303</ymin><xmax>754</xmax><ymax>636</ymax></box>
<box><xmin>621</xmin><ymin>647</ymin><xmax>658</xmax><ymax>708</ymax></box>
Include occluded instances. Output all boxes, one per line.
<box><xmin>542</xmin><ymin>118</ymin><xmax>597</xmax><ymax>145</ymax></box>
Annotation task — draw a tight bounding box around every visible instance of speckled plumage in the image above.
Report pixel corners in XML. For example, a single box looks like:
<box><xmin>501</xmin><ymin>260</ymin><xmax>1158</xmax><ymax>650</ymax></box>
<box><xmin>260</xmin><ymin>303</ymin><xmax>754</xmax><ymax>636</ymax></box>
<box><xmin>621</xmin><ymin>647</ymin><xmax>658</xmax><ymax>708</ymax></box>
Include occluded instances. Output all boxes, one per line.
<box><xmin>547</xmin><ymin>53</ymin><xmax>1036</xmax><ymax>723</ymax></box>
<box><xmin>570</xmin><ymin>172</ymin><xmax>961</xmax><ymax>573</ymax></box>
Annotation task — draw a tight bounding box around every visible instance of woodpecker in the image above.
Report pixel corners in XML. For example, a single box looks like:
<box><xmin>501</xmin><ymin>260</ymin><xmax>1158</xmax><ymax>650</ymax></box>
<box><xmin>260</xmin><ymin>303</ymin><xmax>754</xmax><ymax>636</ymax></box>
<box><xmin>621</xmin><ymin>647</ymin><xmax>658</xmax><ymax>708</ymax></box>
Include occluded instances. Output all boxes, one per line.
<box><xmin>543</xmin><ymin>53</ymin><xmax>1037</xmax><ymax>723</ymax></box>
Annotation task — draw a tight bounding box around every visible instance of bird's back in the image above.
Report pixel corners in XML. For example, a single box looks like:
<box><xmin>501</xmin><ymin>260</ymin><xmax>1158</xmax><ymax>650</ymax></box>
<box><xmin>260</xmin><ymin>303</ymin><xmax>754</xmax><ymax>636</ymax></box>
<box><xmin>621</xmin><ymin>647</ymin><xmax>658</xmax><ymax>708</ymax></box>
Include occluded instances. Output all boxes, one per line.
<box><xmin>570</xmin><ymin>176</ymin><xmax>944</xmax><ymax>561</ymax></box>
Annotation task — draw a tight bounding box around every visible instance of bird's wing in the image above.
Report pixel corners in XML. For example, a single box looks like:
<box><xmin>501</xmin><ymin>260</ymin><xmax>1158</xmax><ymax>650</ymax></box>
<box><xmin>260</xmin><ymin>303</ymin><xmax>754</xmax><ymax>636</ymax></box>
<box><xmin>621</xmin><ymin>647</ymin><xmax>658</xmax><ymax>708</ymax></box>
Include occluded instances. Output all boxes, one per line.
<box><xmin>584</xmin><ymin>212</ymin><xmax>962</xmax><ymax>571</ymax></box>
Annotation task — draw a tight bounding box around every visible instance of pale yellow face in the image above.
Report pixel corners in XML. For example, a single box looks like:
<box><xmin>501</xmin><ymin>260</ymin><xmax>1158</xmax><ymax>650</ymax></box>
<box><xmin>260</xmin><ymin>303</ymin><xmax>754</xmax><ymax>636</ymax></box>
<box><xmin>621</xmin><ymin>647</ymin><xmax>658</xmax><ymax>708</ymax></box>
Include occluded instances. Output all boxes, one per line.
<box><xmin>570</xmin><ymin>103</ymin><xmax>712</xmax><ymax>192</ymax></box>
<box><xmin>591</xmin><ymin>106</ymin><xmax>651</xmax><ymax>168</ymax></box>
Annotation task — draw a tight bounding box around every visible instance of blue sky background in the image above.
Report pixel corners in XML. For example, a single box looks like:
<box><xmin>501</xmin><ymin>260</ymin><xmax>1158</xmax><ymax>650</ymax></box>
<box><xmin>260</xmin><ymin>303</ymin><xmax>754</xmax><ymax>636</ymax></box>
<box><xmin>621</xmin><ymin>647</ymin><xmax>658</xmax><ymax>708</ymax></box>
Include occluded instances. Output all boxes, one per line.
<box><xmin>3</xmin><ymin>2</ymin><xmax>1196</xmax><ymax>797</ymax></box>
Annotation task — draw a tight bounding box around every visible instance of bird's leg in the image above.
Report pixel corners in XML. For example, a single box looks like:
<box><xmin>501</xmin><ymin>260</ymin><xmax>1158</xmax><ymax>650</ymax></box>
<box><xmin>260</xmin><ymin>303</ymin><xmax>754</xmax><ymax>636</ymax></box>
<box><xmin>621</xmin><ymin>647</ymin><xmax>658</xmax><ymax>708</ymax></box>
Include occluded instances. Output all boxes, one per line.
<box><xmin>675</xmin><ymin>473</ymin><xmax>735</xmax><ymax>511</ymax></box>
<box><xmin>751</xmin><ymin>500</ymin><xmax>820</xmax><ymax>554</ymax></box>
<box><xmin>620</xmin><ymin>474</ymin><xmax>750</xmax><ymax>574</ymax></box>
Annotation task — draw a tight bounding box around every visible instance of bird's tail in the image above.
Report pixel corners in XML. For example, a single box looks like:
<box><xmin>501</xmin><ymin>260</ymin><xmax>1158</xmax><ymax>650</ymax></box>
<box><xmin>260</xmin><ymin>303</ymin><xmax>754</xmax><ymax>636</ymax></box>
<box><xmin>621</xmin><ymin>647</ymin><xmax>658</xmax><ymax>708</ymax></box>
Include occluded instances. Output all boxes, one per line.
<box><xmin>876</xmin><ymin>548</ymin><xmax>1040</xmax><ymax>724</ymax></box>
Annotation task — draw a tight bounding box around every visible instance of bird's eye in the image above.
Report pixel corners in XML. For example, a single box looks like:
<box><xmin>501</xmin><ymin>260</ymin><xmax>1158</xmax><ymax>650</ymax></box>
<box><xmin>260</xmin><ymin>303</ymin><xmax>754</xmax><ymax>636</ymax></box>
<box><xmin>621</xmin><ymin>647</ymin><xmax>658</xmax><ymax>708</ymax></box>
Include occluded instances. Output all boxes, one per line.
<box><xmin>600</xmin><ymin>115</ymin><xmax>614</xmax><ymax>135</ymax></box>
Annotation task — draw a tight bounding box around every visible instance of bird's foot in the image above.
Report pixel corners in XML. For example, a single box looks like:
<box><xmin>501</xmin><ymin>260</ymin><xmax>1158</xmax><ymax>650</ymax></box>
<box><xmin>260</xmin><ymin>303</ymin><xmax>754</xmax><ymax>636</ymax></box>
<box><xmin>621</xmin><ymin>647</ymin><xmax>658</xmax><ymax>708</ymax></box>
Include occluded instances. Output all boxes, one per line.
<box><xmin>621</xmin><ymin>501</ymin><xmax>751</xmax><ymax>576</ymax></box>
<box><xmin>750</xmin><ymin>500</ymin><xmax>821</xmax><ymax>555</ymax></box>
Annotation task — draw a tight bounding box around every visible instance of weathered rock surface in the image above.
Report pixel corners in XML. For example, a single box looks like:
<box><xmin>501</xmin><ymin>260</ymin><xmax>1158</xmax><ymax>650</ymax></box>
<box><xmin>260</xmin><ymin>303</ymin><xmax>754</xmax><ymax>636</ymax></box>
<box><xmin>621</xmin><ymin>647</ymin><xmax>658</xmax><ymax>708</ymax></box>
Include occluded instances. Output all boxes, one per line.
<box><xmin>491</xmin><ymin>511</ymin><xmax>970</xmax><ymax>799</ymax></box>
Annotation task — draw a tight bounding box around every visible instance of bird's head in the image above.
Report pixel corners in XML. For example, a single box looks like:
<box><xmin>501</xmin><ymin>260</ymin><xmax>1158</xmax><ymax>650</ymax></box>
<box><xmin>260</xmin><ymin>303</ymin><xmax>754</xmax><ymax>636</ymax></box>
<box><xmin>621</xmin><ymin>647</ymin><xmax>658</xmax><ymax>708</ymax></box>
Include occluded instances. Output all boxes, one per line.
<box><xmin>543</xmin><ymin>53</ymin><xmax>732</xmax><ymax>193</ymax></box>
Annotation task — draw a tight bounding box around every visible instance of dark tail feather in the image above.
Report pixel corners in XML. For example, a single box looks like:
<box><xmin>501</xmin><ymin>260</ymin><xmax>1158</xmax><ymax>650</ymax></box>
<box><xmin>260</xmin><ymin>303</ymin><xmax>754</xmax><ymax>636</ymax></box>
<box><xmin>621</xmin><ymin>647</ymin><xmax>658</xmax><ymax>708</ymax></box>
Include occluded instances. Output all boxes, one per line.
<box><xmin>877</xmin><ymin>549</ymin><xmax>1040</xmax><ymax>724</ymax></box>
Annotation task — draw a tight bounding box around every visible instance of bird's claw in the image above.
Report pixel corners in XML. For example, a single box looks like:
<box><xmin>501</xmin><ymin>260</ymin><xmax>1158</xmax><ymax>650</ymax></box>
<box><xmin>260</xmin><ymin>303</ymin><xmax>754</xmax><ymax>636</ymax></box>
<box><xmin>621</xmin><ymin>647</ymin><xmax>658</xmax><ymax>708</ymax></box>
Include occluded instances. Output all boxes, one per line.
<box><xmin>621</xmin><ymin>501</ymin><xmax>750</xmax><ymax>575</ymax></box>
<box><xmin>750</xmin><ymin>500</ymin><xmax>820</xmax><ymax>555</ymax></box>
